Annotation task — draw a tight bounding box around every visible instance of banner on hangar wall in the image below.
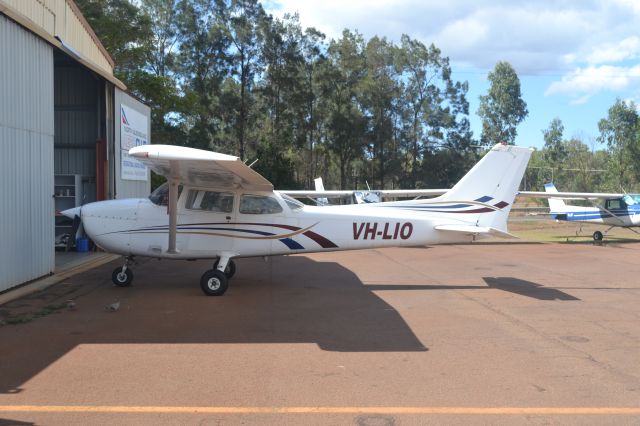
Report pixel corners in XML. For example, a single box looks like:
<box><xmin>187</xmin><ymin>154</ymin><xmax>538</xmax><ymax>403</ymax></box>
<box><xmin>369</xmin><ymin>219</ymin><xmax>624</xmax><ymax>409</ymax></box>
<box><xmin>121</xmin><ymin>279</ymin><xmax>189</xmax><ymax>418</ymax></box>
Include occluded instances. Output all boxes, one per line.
<box><xmin>120</xmin><ymin>104</ymin><xmax>149</xmax><ymax>181</ymax></box>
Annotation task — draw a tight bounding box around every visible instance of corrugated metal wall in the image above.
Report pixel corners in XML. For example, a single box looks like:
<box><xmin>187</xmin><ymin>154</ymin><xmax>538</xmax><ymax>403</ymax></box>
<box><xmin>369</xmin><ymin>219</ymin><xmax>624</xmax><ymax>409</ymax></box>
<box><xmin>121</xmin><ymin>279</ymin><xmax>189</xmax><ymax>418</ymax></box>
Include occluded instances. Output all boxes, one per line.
<box><xmin>0</xmin><ymin>15</ymin><xmax>55</xmax><ymax>291</ymax></box>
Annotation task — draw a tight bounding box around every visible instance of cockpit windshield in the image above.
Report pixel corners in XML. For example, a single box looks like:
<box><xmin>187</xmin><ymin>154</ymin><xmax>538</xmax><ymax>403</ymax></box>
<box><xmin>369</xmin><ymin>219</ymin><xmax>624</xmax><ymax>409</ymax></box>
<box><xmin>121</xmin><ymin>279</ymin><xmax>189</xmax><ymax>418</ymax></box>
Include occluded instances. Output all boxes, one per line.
<box><xmin>623</xmin><ymin>194</ymin><xmax>640</xmax><ymax>206</ymax></box>
<box><xmin>281</xmin><ymin>193</ymin><xmax>304</xmax><ymax>210</ymax></box>
<box><xmin>149</xmin><ymin>183</ymin><xmax>183</xmax><ymax>206</ymax></box>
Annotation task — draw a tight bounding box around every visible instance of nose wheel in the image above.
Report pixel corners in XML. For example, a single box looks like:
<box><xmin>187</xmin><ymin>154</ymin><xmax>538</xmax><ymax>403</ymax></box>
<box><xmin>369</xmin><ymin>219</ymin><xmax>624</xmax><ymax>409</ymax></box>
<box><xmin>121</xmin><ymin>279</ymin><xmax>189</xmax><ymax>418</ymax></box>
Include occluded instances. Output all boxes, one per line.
<box><xmin>112</xmin><ymin>256</ymin><xmax>134</xmax><ymax>287</ymax></box>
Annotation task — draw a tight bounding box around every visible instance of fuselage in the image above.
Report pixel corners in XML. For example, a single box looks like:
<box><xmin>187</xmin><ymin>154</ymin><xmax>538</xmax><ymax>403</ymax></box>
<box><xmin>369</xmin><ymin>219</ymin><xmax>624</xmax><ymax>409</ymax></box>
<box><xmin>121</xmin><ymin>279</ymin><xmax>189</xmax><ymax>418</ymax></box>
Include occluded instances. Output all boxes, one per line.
<box><xmin>74</xmin><ymin>186</ymin><xmax>489</xmax><ymax>260</ymax></box>
<box><xmin>550</xmin><ymin>199</ymin><xmax>640</xmax><ymax>227</ymax></box>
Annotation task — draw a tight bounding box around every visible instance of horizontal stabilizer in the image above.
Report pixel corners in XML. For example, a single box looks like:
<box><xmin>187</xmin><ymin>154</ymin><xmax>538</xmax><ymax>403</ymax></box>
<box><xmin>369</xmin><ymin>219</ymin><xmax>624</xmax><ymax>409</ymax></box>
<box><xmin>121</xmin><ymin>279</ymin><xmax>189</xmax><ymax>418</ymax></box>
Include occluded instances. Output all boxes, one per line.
<box><xmin>434</xmin><ymin>224</ymin><xmax>518</xmax><ymax>239</ymax></box>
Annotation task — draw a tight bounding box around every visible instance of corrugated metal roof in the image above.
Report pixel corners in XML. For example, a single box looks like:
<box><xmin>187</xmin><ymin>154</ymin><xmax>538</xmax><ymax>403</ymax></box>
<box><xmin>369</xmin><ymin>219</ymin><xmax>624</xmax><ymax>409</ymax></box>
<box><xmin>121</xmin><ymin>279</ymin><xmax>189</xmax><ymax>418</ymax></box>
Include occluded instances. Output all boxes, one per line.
<box><xmin>0</xmin><ymin>0</ymin><xmax>125</xmax><ymax>89</ymax></box>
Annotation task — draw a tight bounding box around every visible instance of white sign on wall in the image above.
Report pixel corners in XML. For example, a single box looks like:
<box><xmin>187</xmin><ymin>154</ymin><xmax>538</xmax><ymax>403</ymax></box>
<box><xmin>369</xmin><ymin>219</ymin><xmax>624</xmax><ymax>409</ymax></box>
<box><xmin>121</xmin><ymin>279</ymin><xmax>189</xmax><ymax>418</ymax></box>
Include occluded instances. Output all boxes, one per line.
<box><xmin>120</xmin><ymin>104</ymin><xmax>149</xmax><ymax>181</ymax></box>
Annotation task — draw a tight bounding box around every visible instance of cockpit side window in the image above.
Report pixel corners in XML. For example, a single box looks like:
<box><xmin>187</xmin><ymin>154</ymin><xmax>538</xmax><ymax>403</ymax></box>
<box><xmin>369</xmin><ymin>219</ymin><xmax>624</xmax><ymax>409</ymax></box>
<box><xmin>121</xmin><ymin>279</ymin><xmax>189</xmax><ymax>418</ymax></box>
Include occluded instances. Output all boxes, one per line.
<box><xmin>185</xmin><ymin>190</ymin><xmax>234</xmax><ymax>213</ymax></box>
<box><xmin>239</xmin><ymin>195</ymin><xmax>283</xmax><ymax>214</ymax></box>
<box><xmin>606</xmin><ymin>199</ymin><xmax>623</xmax><ymax>210</ymax></box>
<box><xmin>149</xmin><ymin>183</ymin><xmax>183</xmax><ymax>206</ymax></box>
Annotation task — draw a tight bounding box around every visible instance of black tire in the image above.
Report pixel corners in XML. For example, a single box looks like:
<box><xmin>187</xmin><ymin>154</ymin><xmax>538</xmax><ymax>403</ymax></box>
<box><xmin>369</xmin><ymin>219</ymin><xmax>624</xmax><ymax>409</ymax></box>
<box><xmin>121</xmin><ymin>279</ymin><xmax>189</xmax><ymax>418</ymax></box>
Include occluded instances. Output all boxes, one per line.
<box><xmin>200</xmin><ymin>269</ymin><xmax>229</xmax><ymax>296</ymax></box>
<box><xmin>214</xmin><ymin>259</ymin><xmax>236</xmax><ymax>279</ymax></box>
<box><xmin>593</xmin><ymin>231</ymin><xmax>603</xmax><ymax>241</ymax></box>
<box><xmin>112</xmin><ymin>267</ymin><xmax>134</xmax><ymax>287</ymax></box>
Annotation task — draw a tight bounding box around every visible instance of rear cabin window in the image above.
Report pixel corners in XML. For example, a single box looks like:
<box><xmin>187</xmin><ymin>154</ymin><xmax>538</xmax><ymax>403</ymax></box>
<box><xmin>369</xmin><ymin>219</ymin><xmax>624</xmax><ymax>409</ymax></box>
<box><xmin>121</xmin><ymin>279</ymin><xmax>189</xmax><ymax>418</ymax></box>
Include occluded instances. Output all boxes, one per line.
<box><xmin>239</xmin><ymin>195</ymin><xmax>283</xmax><ymax>214</ymax></box>
<box><xmin>185</xmin><ymin>190</ymin><xmax>234</xmax><ymax>213</ymax></box>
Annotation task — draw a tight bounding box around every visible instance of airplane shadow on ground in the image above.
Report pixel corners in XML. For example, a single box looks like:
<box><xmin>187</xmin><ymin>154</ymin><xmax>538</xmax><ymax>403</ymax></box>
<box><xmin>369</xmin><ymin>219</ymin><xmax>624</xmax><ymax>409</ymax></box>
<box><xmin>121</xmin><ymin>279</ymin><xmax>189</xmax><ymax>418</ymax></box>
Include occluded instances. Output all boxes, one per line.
<box><xmin>366</xmin><ymin>277</ymin><xmax>580</xmax><ymax>301</ymax></box>
<box><xmin>0</xmin><ymin>256</ymin><xmax>428</xmax><ymax>394</ymax></box>
<box><xmin>0</xmin><ymin>257</ymin><xmax>579</xmax><ymax>394</ymax></box>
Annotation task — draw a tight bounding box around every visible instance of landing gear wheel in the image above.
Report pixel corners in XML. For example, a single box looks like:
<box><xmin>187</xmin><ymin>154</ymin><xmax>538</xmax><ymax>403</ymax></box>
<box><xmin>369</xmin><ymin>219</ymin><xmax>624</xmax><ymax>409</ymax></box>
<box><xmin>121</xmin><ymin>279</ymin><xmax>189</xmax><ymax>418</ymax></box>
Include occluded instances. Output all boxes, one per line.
<box><xmin>112</xmin><ymin>267</ymin><xmax>134</xmax><ymax>287</ymax></box>
<box><xmin>200</xmin><ymin>269</ymin><xmax>229</xmax><ymax>296</ymax></box>
<box><xmin>214</xmin><ymin>259</ymin><xmax>236</xmax><ymax>278</ymax></box>
<box><xmin>593</xmin><ymin>231</ymin><xmax>603</xmax><ymax>241</ymax></box>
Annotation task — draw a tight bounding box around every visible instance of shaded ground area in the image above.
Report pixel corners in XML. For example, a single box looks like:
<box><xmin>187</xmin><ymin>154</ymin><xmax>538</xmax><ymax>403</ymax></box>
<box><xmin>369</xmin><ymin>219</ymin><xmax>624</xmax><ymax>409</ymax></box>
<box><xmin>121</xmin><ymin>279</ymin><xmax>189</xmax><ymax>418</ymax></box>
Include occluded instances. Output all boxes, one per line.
<box><xmin>1</xmin><ymin>242</ymin><xmax>639</xmax><ymax>425</ymax></box>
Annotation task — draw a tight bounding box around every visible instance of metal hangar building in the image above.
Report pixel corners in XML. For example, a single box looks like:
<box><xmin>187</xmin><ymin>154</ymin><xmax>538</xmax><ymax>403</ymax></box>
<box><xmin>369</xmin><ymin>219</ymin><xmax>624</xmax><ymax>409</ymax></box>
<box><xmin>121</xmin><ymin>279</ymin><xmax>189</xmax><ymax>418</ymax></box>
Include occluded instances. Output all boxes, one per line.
<box><xmin>0</xmin><ymin>0</ymin><xmax>151</xmax><ymax>292</ymax></box>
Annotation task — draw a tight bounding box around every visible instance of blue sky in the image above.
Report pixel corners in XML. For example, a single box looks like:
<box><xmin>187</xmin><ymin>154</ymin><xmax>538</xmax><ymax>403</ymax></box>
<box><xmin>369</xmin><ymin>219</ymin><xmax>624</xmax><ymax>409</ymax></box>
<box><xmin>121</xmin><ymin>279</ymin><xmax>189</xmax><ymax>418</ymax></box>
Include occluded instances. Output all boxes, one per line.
<box><xmin>267</xmin><ymin>0</ymin><xmax>640</xmax><ymax>150</ymax></box>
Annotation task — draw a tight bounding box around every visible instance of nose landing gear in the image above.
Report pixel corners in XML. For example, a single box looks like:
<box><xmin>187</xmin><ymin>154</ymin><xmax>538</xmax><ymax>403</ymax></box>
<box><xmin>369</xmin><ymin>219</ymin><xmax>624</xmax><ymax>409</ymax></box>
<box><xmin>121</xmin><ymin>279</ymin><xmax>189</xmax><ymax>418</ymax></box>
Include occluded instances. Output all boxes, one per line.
<box><xmin>112</xmin><ymin>256</ymin><xmax>134</xmax><ymax>287</ymax></box>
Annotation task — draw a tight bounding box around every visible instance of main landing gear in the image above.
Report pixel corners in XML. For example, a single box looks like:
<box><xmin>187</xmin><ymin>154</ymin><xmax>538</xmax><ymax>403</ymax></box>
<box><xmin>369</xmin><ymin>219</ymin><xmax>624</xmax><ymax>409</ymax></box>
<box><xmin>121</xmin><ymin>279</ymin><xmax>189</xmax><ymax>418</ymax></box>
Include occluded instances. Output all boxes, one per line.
<box><xmin>593</xmin><ymin>226</ymin><xmax>616</xmax><ymax>241</ymax></box>
<box><xmin>200</xmin><ymin>258</ymin><xmax>236</xmax><ymax>296</ymax></box>
<box><xmin>111</xmin><ymin>255</ymin><xmax>237</xmax><ymax>296</ymax></box>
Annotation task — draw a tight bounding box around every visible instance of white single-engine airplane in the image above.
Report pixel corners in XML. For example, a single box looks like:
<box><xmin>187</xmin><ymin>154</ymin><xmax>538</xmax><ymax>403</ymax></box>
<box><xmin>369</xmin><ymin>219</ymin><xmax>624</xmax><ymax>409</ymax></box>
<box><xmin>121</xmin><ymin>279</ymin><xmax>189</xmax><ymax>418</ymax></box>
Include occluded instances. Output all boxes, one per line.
<box><xmin>62</xmin><ymin>143</ymin><xmax>532</xmax><ymax>296</ymax></box>
<box><xmin>519</xmin><ymin>183</ymin><xmax>640</xmax><ymax>241</ymax></box>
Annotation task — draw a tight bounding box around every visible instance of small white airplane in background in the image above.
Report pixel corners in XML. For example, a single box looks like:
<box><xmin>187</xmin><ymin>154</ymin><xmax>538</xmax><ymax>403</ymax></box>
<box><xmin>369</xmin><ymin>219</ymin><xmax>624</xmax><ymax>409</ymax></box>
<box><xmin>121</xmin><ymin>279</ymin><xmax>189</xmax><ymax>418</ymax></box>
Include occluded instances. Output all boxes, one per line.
<box><xmin>284</xmin><ymin>180</ymin><xmax>447</xmax><ymax>205</ymax></box>
<box><xmin>519</xmin><ymin>183</ymin><xmax>640</xmax><ymax>241</ymax></box>
<box><xmin>62</xmin><ymin>143</ymin><xmax>532</xmax><ymax>296</ymax></box>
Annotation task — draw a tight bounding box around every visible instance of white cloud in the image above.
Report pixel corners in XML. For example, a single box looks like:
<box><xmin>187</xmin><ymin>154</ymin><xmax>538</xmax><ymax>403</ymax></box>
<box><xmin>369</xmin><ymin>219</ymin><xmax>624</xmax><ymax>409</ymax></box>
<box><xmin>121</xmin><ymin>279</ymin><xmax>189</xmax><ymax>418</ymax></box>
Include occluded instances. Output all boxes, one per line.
<box><xmin>585</xmin><ymin>37</ymin><xmax>640</xmax><ymax>65</ymax></box>
<box><xmin>268</xmin><ymin>0</ymin><xmax>640</xmax><ymax>104</ymax></box>
<box><xmin>268</xmin><ymin>0</ymin><xmax>638</xmax><ymax>72</ymax></box>
<box><xmin>545</xmin><ymin>65</ymin><xmax>640</xmax><ymax>101</ymax></box>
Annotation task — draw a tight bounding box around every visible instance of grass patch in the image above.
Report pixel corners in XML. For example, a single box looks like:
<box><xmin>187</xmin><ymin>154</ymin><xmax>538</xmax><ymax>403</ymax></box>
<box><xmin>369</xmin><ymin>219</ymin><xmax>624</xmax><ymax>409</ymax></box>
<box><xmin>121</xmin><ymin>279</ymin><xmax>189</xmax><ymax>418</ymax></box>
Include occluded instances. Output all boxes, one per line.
<box><xmin>1</xmin><ymin>303</ymin><xmax>68</xmax><ymax>326</ymax></box>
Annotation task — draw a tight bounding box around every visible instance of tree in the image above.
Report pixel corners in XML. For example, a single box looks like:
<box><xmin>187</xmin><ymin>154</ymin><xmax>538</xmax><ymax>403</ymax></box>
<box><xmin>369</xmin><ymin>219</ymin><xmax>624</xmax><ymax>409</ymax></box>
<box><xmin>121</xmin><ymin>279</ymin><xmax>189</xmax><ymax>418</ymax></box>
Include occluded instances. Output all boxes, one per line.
<box><xmin>362</xmin><ymin>36</ymin><xmax>399</xmax><ymax>188</ymax></box>
<box><xmin>177</xmin><ymin>0</ymin><xmax>230</xmax><ymax>150</ymax></box>
<box><xmin>478</xmin><ymin>61</ymin><xmax>528</xmax><ymax>145</ymax></box>
<box><xmin>322</xmin><ymin>30</ymin><xmax>368</xmax><ymax>189</ymax></box>
<box><xmin>598</xmin><ymin>99</ymin><xmax>640</xmax><ymax>190</ymax></box>
<box><xmin>224</xmin><ymin>0</ymin><xmax>267</xmax><ymax>160</ymax></box>
<box><xmin>541</xmin><ymin>117</ymin><xmax>567</xmax><ymax>177</ymax></box>
<box><xmin>75</xmin><ymin>0</ymin><xmax>151</xmax><ymax>81</ymax></box>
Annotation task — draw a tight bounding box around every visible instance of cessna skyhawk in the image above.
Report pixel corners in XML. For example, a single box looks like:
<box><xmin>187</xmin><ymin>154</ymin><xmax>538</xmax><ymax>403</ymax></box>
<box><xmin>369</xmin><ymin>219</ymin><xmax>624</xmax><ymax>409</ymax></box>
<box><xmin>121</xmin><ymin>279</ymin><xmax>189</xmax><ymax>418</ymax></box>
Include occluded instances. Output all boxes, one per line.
<box><xmin>62</xmin><ymin>143</ymin><xmax>532</xmax><ymax>296</ymax></box>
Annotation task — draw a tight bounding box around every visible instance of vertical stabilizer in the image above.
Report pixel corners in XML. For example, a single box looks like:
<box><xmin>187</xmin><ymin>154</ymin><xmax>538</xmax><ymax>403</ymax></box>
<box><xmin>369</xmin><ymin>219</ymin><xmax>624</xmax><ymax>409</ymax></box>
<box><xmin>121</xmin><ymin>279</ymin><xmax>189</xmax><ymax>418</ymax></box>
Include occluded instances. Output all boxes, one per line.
<box><xmin>544</xmin><ymin>182</ymin><xmax>567</xmax><ymax>212</ymax></box>
<box><xmin>436</xmin><ymin>144</ymin><xmax>533</xmax><ymax>233</ymax></box>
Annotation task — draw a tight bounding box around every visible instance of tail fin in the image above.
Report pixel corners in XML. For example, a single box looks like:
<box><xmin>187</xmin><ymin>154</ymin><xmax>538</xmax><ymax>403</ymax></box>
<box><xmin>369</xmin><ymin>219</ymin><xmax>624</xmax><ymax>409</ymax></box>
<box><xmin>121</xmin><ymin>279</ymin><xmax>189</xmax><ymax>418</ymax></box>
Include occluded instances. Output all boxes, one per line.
<box><xmin>544</xmin><ymin>182</ymin><xmax>567</xmax><ymax>212</ymax></box>
<box><xmin>313</xmin><ymin>177</ymin><xmax>329</xmax><ymax>206</ymax></box>
<box><xmin>435</xmin><ymin>143</ymin><xmax>533</xmax><ymax>233</ymax></box>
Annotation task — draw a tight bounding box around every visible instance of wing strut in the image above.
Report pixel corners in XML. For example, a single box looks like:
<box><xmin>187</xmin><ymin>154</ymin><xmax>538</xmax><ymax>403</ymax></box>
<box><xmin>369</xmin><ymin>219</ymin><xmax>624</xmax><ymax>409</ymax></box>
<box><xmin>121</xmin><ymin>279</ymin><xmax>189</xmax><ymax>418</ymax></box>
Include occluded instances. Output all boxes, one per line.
<box><xmin>167</xmin><ymin>161</ymin><xmax>180</xmax><ymax>254</ymax></box>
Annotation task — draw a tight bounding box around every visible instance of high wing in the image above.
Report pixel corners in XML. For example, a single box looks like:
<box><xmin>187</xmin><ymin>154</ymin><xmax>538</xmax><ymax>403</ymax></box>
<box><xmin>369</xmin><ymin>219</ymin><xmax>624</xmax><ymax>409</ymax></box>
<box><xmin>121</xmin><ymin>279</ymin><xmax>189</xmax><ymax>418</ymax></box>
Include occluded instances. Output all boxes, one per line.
<box><xmin>129</xmin><ymin>144</ymin><xmax>273</xmax><ymax>253</ymax></box>
<box><xmin>282</xmin><ymin>188</ymin><xmax>447</xmax><ymax>199</ymax></box>
<box><xmin>281</xmin><ymin>189</ymin><xmax>357</xmax><ymax>199</ymax></box>
<box><xmin>518</xmin><ymin>190</ymin><xmax>624</xmax><ymax>200</ymax></box>
<box><xmin>129</xmin><ymin>144</ymin><xmax>273</xmax><ymax>191</ymax></box>
<box><xmin>379</xmin><ymin>189</ymin><xmax>447</xmax><ymax>198</ymax></box>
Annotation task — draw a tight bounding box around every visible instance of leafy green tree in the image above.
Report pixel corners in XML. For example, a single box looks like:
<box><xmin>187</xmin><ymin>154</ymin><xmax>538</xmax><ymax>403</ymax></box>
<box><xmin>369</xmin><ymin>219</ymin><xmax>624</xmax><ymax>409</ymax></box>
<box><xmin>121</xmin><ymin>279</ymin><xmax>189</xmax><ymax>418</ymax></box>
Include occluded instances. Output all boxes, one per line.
<box><xmin>224</xmin><ymin>0</ymin><xmax>267</xmax><ymax>159</ymax></box>
<box><xmin>75</xmin><ymin>0</ymin><xmax>151</xmax><ymax>81</ymax></box>
<box><xmin>362</xmin><ymin>36</ymin><xmax>399</xmax><ymax>188</ymax></box>
<box><xmin>395</xmin><ymin>35</ymin><xmax>473</xmax><ymax>188</ymax></box>
<box><xmin>322</xmin><ymin>30</ymin><xmax>368</xmax><ymax>188</ymax></box>
<box><xmin>259</xmin><ymin>14</ymin><xmax>304</xmax><ymax>152</ymax></box>
<box><xmin>177</xmin><ymin>0</ymin><xmax>230</xmax><ymax>150</ymax></box>
<box><xmin>598</xmin><ymin>99</ymin><xmax>640</xmax><ymax>190</ymax></box>
<box><xmin>478</xmin><ymin>61</ymin><xmax>528</xmax><ymax>145</ymax></box>
<box><xmin>542</xmin><ymin>118</ymin><xmax>566</xmax><ymax>166</ymax></box>
<box><xmin>298</xmin><ymin>28</ymin><xmax>326</xmax><ymax>188</ymax></box>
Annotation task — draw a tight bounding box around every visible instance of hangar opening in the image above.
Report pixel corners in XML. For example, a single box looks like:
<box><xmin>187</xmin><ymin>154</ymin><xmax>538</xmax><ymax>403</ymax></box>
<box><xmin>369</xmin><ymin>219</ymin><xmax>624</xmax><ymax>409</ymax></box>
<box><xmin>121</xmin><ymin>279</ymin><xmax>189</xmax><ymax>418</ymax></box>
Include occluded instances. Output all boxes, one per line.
<box><xmin>53</xmin><ymin>49</ymin><xmax>101</xmax><ymax>248</ymax></box>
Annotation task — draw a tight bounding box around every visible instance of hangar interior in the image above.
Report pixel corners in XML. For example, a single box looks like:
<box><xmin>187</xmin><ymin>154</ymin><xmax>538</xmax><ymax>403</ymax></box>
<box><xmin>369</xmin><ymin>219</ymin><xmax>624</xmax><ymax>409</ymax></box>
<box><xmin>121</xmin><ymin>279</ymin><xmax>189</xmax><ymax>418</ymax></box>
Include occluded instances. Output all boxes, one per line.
<box><xmin>53</xmin><ymin>49</ymin><xmax>101</xmax><ymax>245</ymax></box>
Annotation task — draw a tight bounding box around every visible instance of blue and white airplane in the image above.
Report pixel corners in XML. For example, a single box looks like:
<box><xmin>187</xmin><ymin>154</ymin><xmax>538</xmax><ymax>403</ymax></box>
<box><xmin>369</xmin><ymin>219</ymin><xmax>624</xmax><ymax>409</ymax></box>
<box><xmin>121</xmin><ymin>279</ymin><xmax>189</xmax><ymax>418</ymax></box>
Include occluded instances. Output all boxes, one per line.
<box><xmin>519</xmin><ymin>183</ymin><xmax>640</xmax><ymax>241</ymax></box>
